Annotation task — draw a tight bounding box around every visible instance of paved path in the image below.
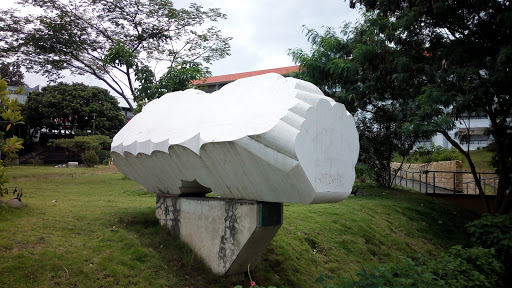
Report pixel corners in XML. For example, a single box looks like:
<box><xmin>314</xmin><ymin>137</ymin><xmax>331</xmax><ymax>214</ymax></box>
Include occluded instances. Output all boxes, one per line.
<box><xmin>393</xmin><ymin>176</ymin><xmax>456</xmax><ymax>194</ymax></box>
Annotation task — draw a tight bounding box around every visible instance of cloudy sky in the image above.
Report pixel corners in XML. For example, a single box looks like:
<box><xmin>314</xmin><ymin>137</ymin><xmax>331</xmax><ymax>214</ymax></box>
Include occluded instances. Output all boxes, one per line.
<box><xmin>7</xmin><ymin>0</ymin><xmax>361</xmax><ymax>98</ymax></box>
<box><xmin>175</xmin><ymin>0</ymin><xmax>361</xmax><ymax>76</ymax></box>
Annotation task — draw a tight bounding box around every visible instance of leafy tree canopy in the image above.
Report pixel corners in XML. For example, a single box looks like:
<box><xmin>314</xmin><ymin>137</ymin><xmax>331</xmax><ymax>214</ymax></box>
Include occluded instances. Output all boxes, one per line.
<box><xmin>0</xmin><ymin>62</ymin><xmax>24</xmax><ymax>87</ymax></box>
<box><xmin>349</xmin><ymin>0</ymin><xmax>512</xmax><ymax>213</ymax></box>
<box><xmin>24</xmin><ymin>83</ymin><xmax>125</xmax><ymax>137</ymax></box>
<box><xmin>0</xmin><ymin>77</ymin><xmax>24</xmax><ymax>188</ymax></box>
<box><xmin>49</xmin><ymin>135</ymin><xmax>111</xmax><ymax>167</ymax></box>
<box><xmin>49</xmin><ymin>135</ymin><xmax>111</xmax><ymax>154</ymax></box>
<box><xmin>292</xmin><ymin>1</ymin><xmax>512</xmax><ymax>212</ymax></box>
<box><xmin>290</xmin><ymin>19</ymin><xmax>431</xmax><ymax>187</ymax></box>
<box><xmin>0</xmin><ymin>0</ymin><xmax>231</xmax><ymax>110</ymax></box>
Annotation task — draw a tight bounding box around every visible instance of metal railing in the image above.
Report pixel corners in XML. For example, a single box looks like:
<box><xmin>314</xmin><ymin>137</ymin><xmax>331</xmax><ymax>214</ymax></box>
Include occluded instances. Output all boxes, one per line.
<box><xmin>463</xmin><ymin>176</ymin><xmax>498</xmax><ymax>195</ymax></box>
<box><xmin>391</xmin><ymin>167</ymin><xmax>497</xmax><ymax>195</ymax></box>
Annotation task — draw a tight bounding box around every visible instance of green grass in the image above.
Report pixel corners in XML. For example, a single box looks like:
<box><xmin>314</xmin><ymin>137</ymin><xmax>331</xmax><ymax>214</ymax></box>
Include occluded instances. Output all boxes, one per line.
<box><xmin>393</xmin><ymin>149</ymin><xmax>495</xmax><ymax>171</ymax></box>
<box><xmin>0</xmin><ymin>166</ymin><xmax>478</xmax><ymax>287</ymax></box>
<box><xmin>461</xmin><ymin>149</ymin><xmax>495</xmax><ymax>171</ymax></box>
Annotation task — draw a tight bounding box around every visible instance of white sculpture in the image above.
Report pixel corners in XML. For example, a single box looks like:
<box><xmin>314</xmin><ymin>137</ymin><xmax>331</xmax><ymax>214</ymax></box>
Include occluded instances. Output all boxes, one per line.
<box><xmin>111</xmin><ymin>73</ymin><xmax>359</xmax><ymax>204</ymax></box>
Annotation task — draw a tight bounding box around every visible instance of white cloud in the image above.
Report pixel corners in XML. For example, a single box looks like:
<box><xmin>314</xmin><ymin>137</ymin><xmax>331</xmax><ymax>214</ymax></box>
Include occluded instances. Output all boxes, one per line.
<box><xmin>188</xmin><ymin>0</ymin><xmax>361</xmax><ymax>75</ymax></box>
<box><xmin>9</xmin><ymin>0</ymin><xmax>361</xmax><ymax>91</ymax></box>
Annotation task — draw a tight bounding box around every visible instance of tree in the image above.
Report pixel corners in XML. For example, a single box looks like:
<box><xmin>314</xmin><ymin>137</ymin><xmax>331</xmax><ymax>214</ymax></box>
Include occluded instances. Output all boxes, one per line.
<box><xmin>0</xmin><ymin>77</ymin><xmax>24</xmax><ymax>190</ymax></box>
<box><xmin>288</xmin><ymin>26</ymin><xmax>357</xmax><ymax>101</ymax></box>
<box><xmin>347</xmin><ymin>0</ymin><xmax>512</xmax><ymax>213</ymax></box>
<box><xmin>24</xmin><ymin>83</ymin><xmax>125</xmax><ymax>138</ymax></box>
<box><xmin>0</xmin><ymin>0</ymin><xmax>231</xmax><ymax>110</ymax></box>
<box><xmin>0</xmin><ymin>62</ymin><xmax>24</xmax><ymax>87</ymax></box>
<box><xmin>292</xmin><ymin>2</ymin><xmax>512</xmax><ymax>213</ymax></box>
<box><xmin>289</xmin><ymin>19</ymin><xmax>430</xmax><ymax>187</ymax></box>
<box><xmin>132</xmin><ymin>60</ymin><xmax>207</xmax><ymax>112</ymax></box>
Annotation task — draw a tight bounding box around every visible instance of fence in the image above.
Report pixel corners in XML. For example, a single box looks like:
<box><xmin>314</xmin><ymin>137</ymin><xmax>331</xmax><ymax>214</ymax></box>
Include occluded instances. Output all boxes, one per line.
<box><xmin>391</xmin><ymin>167</ymin><xmax>498</xmax><ymax>195</ymax></box>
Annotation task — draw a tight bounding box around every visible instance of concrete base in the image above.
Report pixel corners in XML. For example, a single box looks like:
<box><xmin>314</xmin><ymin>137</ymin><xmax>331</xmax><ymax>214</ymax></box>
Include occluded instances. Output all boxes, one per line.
<box><xmin>155</xmin><ymin>195</ymin><xmax>282</xmax><ymax>275</ymax></box>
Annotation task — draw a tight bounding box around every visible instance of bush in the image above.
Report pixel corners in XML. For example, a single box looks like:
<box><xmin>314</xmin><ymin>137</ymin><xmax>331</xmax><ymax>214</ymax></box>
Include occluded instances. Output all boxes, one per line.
<box><xmin>49</xmin><ymin>135</ymin><xmax>112</xmax><ymax>154</ymax></box>
<box><xmin>316</xmin><ymin>246</ymin><xmax>502</xmax><ymax>288</ymax></box>
<box><xmin>484</xmin><ymin>142</ymin><xmax>496</xmax><ymax>152</ymax></box>
<box><xmin>49</xmin><ymin>135</ymin><xmax>112</xmax><ymax>167</ymax></box>
<box><xmin>466</xmin><ymin>214</ymin><xmax>512</xmax><ymax>282</ymax></box>
<box><xmin>407</xmin><ymin>143</ymin><xmax>464</xmax><ymax>163</ymax></box>
<box><xmin>355</xmin><ymin>163</ymin><xmax>373</xmax><ymax>183</ymax></box>
<box><xmin>435</xmin><ymin>245</ymin><xmax>502</xmax><ymax>288</ymax></box>
<box><xmin>98</xmin><ymin>149</ymin><xmax>111</xmax><ymax>162</ymax></box>
<box><xmin>82</xmin><ymin>150</ymin><xmax>99</xmax><ymax>167</ymax></box>
<box><xmin>29</xmin><ymin>155</ymin><xmax>43</xmax><ymax>167</ymax></box>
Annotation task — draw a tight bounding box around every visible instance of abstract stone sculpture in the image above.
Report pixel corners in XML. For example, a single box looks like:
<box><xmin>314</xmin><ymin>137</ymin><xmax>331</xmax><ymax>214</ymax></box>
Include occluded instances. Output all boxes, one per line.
<box><xmin>111</xmin><ymin>73</ymin><xmax>359</xmax><ymax>275</ymax></box>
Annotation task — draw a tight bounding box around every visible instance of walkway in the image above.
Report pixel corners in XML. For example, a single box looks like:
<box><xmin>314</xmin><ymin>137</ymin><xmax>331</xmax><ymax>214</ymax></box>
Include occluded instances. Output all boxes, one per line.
<box><xmin>393</xmin><ymin>175</ymin><xmax>458</xmax><ymax>194</ymax></box>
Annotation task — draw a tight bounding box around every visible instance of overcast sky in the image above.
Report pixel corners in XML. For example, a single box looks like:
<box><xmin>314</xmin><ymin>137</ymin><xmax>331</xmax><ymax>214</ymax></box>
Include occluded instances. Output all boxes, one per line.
<box><xmin>175</xmin><ymin>0</ymin><xmax>361</xmax><ymax>75</ymax></box>
<box><xmin>7</xmin><ymin>0</ymin><xmax>361</xmax><ymax>99</ymax></box>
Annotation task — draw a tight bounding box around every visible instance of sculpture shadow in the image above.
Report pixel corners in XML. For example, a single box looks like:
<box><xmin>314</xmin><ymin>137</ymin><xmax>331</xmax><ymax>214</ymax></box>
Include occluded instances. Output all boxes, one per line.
<box><xmin>115</xmin><ymin>208</ymin><xmax>245</xmax><ymax>287</ymax></box>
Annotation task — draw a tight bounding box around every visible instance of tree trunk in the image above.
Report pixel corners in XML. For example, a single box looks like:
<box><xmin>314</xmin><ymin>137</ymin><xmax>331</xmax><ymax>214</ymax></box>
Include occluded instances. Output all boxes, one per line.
<box><xmin>438</xmin><ymin>129</ymin><xmax>491</xmax><ymax>213</ymax></box>
<box><xmin>492</xmin><ymin>128</ymin><xmax>511</xmax><ymax>214</ymax></box>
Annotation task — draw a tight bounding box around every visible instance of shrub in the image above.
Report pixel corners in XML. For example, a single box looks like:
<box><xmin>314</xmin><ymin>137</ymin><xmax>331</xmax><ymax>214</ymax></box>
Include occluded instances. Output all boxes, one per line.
<box><xmin>316</xmin><ymin>246</ymin><xmax>502</xmax><ymax>288</ymax></box>
<box><xmin>98</xmin><ymin>149</ymin><xmax>111</xmax><ymax>162</ymax></box>
<box><xmin>29</xmin><ymin>155</ymin><xmax>43</xmax><ymax>167</ymax></box>
<box><xmin>466</xmin><ymin>214</ymin><xmax>512</xmax><ymax>282</ymax></box>
<box><xmin>407</xmin><ymin>143</ymin><xmax>464</xmax><ymax>163</ymax></box>
<box><xmin>49</xmin><ymin>135</ymin><xmax>111</xmax><ymax>154</ymax></box>
<box><xmin>355</xmin><ymin>163</ymin><xmax>373</xmax><ymax>183</ymax></box>
<box><xmin>484</xmin><ymin>142</ymin><xmax>496</xmax><ymax>152</ymax></box>
<box><xmin>82</xmin><ymin>150</ymin><xmax>99</xmax><ymax>167</ymax></box>
<box><xmin>49</xmin><ymin>135</ymin><xmax>112</xmax><ymax>167</ymax></box>
<box><xmin>435</xmin><ymin>245</ymin><xmax>502</xmax><ymax>288</ymax></box>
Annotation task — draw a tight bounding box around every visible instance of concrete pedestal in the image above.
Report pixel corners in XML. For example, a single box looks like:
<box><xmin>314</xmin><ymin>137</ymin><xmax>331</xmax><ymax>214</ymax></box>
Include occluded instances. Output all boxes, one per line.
<box><xmin>155</xmin><ymin>195</ymin><xmax>282</xmax><ymax>275</ymax></box>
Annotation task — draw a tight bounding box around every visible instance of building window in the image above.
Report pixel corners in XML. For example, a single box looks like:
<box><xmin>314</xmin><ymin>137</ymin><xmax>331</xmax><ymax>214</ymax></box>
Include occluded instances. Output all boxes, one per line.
<box><xmin>460</xmin><ymin>113</ymin><xmax>488</xmax><ymax>120</ymax></box>
<box><xmin>460</xmin><ymin>135</ymin><xmax>489</xmax><ymax>145</ymax></box>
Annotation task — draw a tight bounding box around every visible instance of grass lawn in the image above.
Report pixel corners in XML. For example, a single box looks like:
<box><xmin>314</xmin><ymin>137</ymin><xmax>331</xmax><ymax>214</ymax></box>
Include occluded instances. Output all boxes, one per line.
<box><xmin>0</xmin><ymin>165</ymin><xmax>478</xmax><ymax>288</ymax></box>
<box><xmin>393</xmin><ymin>149</ymin><xmax>495</xmax><ymax>171</ymax></box>
<box><xmin>461</xmin><ymin>149</ymin><xmax>495</xmax><ymax>171</ymax></box>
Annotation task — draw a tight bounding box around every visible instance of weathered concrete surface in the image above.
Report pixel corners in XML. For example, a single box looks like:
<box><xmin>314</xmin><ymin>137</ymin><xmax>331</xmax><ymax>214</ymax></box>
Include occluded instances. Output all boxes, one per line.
<box><xmin>155</xmin><ymin>195</ymin><xmax>282</xmax><ymax>275</ymax></box>
<box><xmin>112</xmin><ymin>73</ymin><xmax>359</xmax><ymax>204</ymax></box>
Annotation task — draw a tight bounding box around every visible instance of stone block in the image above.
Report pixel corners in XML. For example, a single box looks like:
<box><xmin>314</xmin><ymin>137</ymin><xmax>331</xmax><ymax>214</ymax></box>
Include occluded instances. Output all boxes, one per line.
<box><xmin>68</xmin><ymin>162</ymin><xmax>79</xmax><ymax>168</ymax></box>
<box><xmin>155</xmin><ymin>195</ymin><xmax>282</xmax><ymax>275</ymax></box>
<box><xmin>6</xmin><ymin>198</ymin><xmax>25</xmax><ymax>208</ymax></box>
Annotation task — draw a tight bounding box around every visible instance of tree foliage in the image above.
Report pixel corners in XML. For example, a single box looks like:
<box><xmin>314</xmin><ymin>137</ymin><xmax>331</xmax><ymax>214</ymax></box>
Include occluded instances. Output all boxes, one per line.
<box><xmin>24</xmin><ymin>83</ymin><xmax>125</xmax><ymax>137</ymax></box>
<box><xmin>292</xmin><ymin>1</ymin><xmax>512</xmax><ymax>212</ymax></box>
<box><xmin>0</xmin><ymin>78</ymin><xmax>24</xmax><ymax>189</ymax></box>
<box><xmin>48</xmin><ymin>135</ymin><xmax>111</xmax><ymax>153</ymax></box>
<box><xmin>317</xmin><ymin>246</ymin><xmax>503</xmax><ymax>288</ymax></box>
<box><xmin>466</xmin><ymin>214</ymin><xmax>512</xmax><ymax>281</ymax></box>
<box><xmin>0</xmin><ymin>62</ymin><xmax>24</xmax><ymax>87</ymax></box>
<box><xmin>288</xmin><ymin>26</ymin><xmax>357</xmax><ymax>101</ymax></box>
<box><xmin>347</xmin><ymin>0</ymin><xmax>512</xmax><ymax>213</ymax></box>
<box><xmin>132</xmin><ymin>60</ymin><xmax>207</xmax><ymax>112</ymax></box>
<box><xmin>49</xmin><ymin>135</ymin><xmax>111</xmax><ymax>167</ymax></box>
<box><xmin>290</xmin><ymin>19</ymin><xmax>430</xmax><ymax>187</ymax></box>
<box><xmin>0</xmin><ymin>0</ymin><xmax>231</xmax><ymax>110</ymax></box>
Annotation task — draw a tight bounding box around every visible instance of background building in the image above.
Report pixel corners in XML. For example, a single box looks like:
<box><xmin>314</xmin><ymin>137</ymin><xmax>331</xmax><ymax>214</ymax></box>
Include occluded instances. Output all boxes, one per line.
<box><xmin>193</xmin><ymin>65</ymin><xmax>299</xmax><ymax>93</ymax></box>
<box><xmin>418</xmin><ymin>113</ymin><xmax>492</xmax><ymax>151</ymax></box>
<box><xmin>6</xmin><ymin>85</ymin><xmax>40</xmax><ymax>104</ymax></box>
